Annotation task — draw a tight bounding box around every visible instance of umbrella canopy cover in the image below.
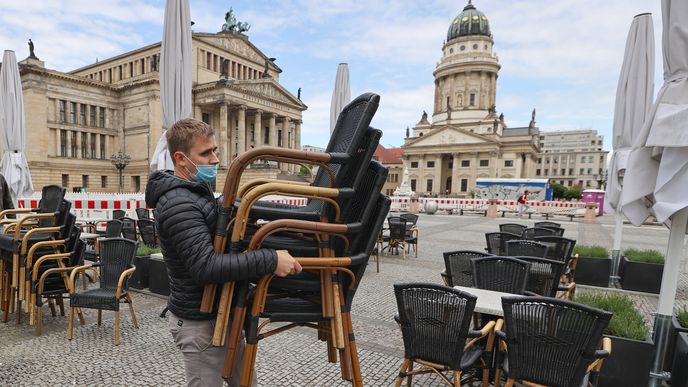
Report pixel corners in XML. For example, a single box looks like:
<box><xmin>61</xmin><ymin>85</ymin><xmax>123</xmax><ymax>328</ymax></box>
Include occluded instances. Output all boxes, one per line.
<box><xmin>621</xmin><ymin>0</ymin><xmax>688</xmax><ymax>224</ymax></box>
<box><xmin>0</xmin><ymin>50</ymin><xmax>34</xmax><ymax>200</ymax></box>
<box><xmin>150</xmin><ymin>0</ymin><xmax>192</xmax><ymax>172</ymax></box>
<box><xmin>330</xmin><ymin>63</ymin><xmax>351</xmax><ymax>134</ymax></box>
<box><xmin>605</xmin><ymin>13</ymin><xmax>655</xmax><ymax>212</ymax></box>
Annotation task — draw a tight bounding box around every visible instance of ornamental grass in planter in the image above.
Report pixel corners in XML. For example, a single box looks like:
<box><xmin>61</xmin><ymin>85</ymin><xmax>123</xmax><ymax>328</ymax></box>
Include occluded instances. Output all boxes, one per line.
<box><xmin>619</xmin><ymin>248</ymin><xmax>664</xmax><ymax>294</ymax></box>
<box><xmin>575</xmin><ymin>292</ymin><xmax>652</xmax><ymax>387</ymax></box>
<box><xmin>130</xmin><ymin>244</ymin><xmax>161</xmax><ymax>290</ymax></box>
<box><xmin>667</xmin><ymin>307</ymin><xmax>688</xmax><ymax>373</ymax></box>
<box><xmin>573</xmin><ymin>245</ymin><xmax>611</xmax><ymax>287</ymax></box>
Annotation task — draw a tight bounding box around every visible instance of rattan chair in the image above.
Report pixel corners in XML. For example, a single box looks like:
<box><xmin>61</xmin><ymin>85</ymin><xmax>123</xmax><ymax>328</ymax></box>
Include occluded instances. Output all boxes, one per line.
<box><xmin>382</xmin><ymin>217</ymin><xmax>408</xmax><ymax>257</ymax></box>
<box><xmin>68</xmin><ymin>238</ymin><xmax>138</xmax><ymax>345</ymax></box>
<box><xmin>515</xmin><ymin>256</ymin><xmax>575</xmax><ymax>299</ymax></box>
<box><xmin>112</xmin><ymin>210</ymin><xmax>126</xmax><ymax>220</ymax></box>
<box><xmin>499</xmin><ymin>223</ymin><xmax>527</xmax><ymax>236</ymax></box>
<box><xmin>400</xmin><ymin>213</ymin><xmax>419</xmax><ymax>257</ymax></box>
<box><xmin>495</xmin><ymin>296</ymin><xmax>612</xmax><ymax>387</ymax></box>
<box><xmin>521</xmin><ymin>227</ymin><xmax>559</xmax><ymax>240</ymax></box>
<box><xmin>393</xmin><ymin>283</ymin><xmax>496</xmax><ymax>387</ymax></box>
<box><xmin>485</xmin><ymin>232</ymin><xmax>521</xmax><ymax>256</ymax></box>
<box><xmin>504</xmin><ymin>240</ymin><xmax>549</xmax><ymax>258</ymax></box>
<box><xmin>441</xmin><ymin>250</ymin><xmax>493</xmax><ymax>287</ymax></box>
<box><xmin>137</xmin><ymin>219</ymin><xmax>157</xmax><ymax>247</ymax></box>
<box><xmin>471</xmin><ymin>256</ymin><xmax>531</xmax><ymax>295</ymax></box>
<box><xmin>135</xmin><ymin>208</ymin><xmax>150</xmax><ymax>220</ymax></box>
<box><xmin>534</xmin><ymin>236</ymin><xmax>577</xmax><ymax>284</ymax></box>
<box><xmin>120</xmin><ymin>217</ymin><xmax>137</xmax><ymax>241</ymax></box>
<box><xmin>534</xmin><ymin>221</ymin><xmax>561</xmax><ymax>229</ymax></box>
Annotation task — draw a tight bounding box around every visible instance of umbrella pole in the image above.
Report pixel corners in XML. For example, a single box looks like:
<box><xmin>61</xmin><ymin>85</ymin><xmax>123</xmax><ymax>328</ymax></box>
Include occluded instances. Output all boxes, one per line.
<box><xmin>610</xmin><ymin>211</ymin><xmax>624</xmax><ymax>287</ymax></box>
<box><xmin>648</xmin><ymin>206</ymin><xmax>688</xmax><ymax>386</ymax></box>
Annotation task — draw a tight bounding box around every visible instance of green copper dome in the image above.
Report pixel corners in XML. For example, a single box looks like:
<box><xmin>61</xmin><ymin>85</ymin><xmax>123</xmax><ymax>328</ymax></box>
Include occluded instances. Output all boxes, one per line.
<box><xmin>447</xmin><ymin>1</ymin><xmax>491</xmax><ymax>41</ymax></box>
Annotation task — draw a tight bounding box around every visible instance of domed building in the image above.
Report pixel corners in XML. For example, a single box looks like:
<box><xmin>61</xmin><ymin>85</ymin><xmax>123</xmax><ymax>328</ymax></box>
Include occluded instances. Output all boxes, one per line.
<box><xmin>401</xmin><ymin>1</ymin><xmax>540</xmax><ymax>196</ymax></box>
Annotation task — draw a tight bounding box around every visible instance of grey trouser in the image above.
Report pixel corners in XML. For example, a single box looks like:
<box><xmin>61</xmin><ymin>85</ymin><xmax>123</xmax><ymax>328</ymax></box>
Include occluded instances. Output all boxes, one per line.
<box><xmin>169</xmin><ymin>313</ymin><xmax>256</xmax><ymax>387</ymax></box>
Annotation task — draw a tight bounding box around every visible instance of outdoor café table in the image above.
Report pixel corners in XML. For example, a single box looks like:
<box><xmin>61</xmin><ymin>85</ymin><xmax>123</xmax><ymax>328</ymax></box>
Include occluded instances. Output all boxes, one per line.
<box><xmin>454</xmin><ymin>286</ymin><xmax>524</xmax><ymax>317</ymax></box>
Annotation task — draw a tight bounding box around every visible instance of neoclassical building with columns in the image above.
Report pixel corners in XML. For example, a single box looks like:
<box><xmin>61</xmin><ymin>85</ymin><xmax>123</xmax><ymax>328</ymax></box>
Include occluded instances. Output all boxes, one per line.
<box><xmin>402</xmin><ymin>1</ymin><xmax>539</xmax><ymax>196</ymax></box>
<box><xmin>18</xmin><ymin>26</ymin><xmax>305</xmax><ymax>193</ymax></box>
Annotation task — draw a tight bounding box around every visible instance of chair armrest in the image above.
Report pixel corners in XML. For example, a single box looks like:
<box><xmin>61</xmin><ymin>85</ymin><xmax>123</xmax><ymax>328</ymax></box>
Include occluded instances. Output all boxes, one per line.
<box><xmin>31</xmin><ymin>252</ymin><xmax>72</xmax><ymax>281</ymax></box>
<box><xmin>116</xmin><ymin>266</ymin><xmax>137</xmax><ymax>298</ymax></box>
<box><xmin>237</xmin><ymin>178</ymin><xmax>310</xmax><ymax>199</ymax></box>
<box><xmin>0</xmin><ymin>208</ymin><xmax>32</xmax><ymax>219</ymax></box>
<box><xmin>394</xmin><ymin>315</ymin><xmax>401</xmax><ymax>325</ymax></box>
<box><xmin>587</xmin><ymin>337</ymin><xmax>612</xmax><ymax>372</ymax></box>
<box><xmin>20</xmin><ymin>226</ymin><xmax>62</xmax><ymax>254</ymax></box>
<box><xmin>465</xmin><ymin>320</ymin><xmax>496</xmax><ymax>350</ymax></box>
<box><xmin>68</xmin><ymin>264</ymin><xmax>98</xmax><ymax>293</ymax></box>
<box><xmin>26</xmin><ymin>239</ymin><xmax>68</xmax><ymax>268</ymax></box>
<box><xmin>440</xmin><ymin>271</ymin><xmax>449</xmax><ymax>286</ymax></box>
<box><xmin>557</xmin><ymin>282</ymin><xmax>576</xmax><ymax>299</ymax></box>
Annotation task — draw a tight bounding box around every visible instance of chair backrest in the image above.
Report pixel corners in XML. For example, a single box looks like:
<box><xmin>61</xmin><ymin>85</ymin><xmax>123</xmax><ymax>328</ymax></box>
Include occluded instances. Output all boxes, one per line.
<box><xmin>394</xmin><ymin>283</ymin><xmax>477</xmax><ymax>370</ymax></box>
<box><xmin>137</xmin><ymin>219</ymin><xmax>157</xmax><ymax>246</ymax></box>
<box><xmin>515</xmin><ymin>256</ymin><xmax>565</xmax><ymax>297</ymax></box>
<box><xmin>343</xmin><ymin>194</ymin><xmax>390</xmax><ymax>309</ymax></box>
<box><xmin>112</xmin><ymin>210</ymin><xmax>126</xmax><ymax>220</ymax></box>
<box><xmin>442</xmin><ymin>250</ymin><xmax>493</xmax><ymax>287</ymax></box>
<box><xmin>485</xmin><ymin>232</ymin><xmax>521</xmax><ymax>255</ymax></box>
<box><xmin>534</xmin><ymin>221</ymin><xmax>561</xmax><ymax>229</ymax></box>
<box><xmin>501</xmin><ymin>296</ymin><xmax>612</xmax><ymax>387</ymax></box>
<box><xmin>400</xmin><ymin>213</ymin><xmax>419</xmax><ymax>227</ymax></box>
<box><xmin>499</xmin><ymin>223</ymin><xmax>526</xmax><ymax>235</ymax></box>
<box><xmin>135</xmin><ymin>208</ymin><xmax>150</xmax><ymax>220</ymax></box>
<box><xmin>541</xmin><ymin>226</ymin><xmax>565</xmax><ymax>236</ymax></box>
<box><xmin>98</xmin><ymin>238</ymin><xmax>138</xmax><ymax>290</ymax></box>
<box><xmin>522</xmin><ymin>227</ymin><xmax>558</xmax><ymax>240</ymax></box>
<box><xmin>505</xmin><ymin>240</ymin><xmax>549</xmax><ymax>258</ymax></box>
<box><xmin>534</xmin><ymin>236</ymin><xmax>577</xmax><ymax>264</ymax></box>
<box><xmin>36</xmin><ymin>185</ymin><xmax>66</xmax><ymax>227</ymax></box>
<box><xmin>387</xmin><ymin>217</ymin><xmax>407</xmax><ymax>240</ymax></box>
<box><xmin>105</xmin><ymin>220</ymin><xmax>123</xmax><ymax>238</ymax></box>
<box><xmin>340</xmin><ymin>160</ymin><xmax>388</xmax><ymax>249</ymax></box>
<box><xmin>471</xmin><ymin>256</ymin><xmax>531</xmax><ymax>294</ymax></box>
<box><xmin>120</xmin><ymin>217</ymin><xmax>137</xmax><ymax>241</ymax></box>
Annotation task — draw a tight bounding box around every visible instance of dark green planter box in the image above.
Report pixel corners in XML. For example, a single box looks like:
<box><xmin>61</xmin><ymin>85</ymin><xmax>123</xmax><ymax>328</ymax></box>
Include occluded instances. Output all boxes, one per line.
<box><xmin>575</xmin><ymin>256</ymin><xmax>611</xmax><ymax>287</ymax></box>
<box><xmin>672</xmin><ymin>332</ymin><xmax>688</xmax><ymax>386</ymax></box>
<box><xmin>618</xmin><ymin>255</ymin><xmax>664</xmax><ymax>294</ymax></box>
<box><xmin>666</xmin><ymin>315</ymin><xmax>688</xmax><ymax>373</ymax></box>
<box><xmin>130</xmin><ymin>255</ymin><xmax>150</xmax><ymax>289</ymax></box>
<box><xmin>597</xmin><ymin>335</ymin><xmax>654</xmax><ymax>387</ymax></box>
<box><xmin>148</xmin><ymin>253</ymin><xmax>169</xmax><ymax>296</ymax></box>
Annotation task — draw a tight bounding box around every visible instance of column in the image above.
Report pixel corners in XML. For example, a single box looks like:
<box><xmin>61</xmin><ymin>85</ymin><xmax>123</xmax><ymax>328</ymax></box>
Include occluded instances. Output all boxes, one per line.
<box><xmin>219</xmin><ymin>103</ymin><xmax>228</xmax><ymax>167</ymax></box>
<box><xmin>194</xmin><ymin>105</ymin><xmax>202</xmax><ymax>120</ymax></box>
<box><xmin>451</xmin><ymin>152</ymin><xmax>460</xmax><ymax>194</ymax></box>
<box><xmin>75</xmin><ymin>131</ymin><xmax>82</xmax><ymax>159</ymax></box>
<box><xmin>268</xmin><ymin>113</ymin><xmax>277</xmax><ymax>146</ymax></box>
<box><xmin>281</xmin><ymin>117</ymin><xmax>291</xmax><ymax>149</ymax></box>
<box><xmin>470</xmin><ymin>153</ymin><xmax>478</xmax><ymax>189</ymax></box>
<box><xmin>294</xmin><ymin>120</ymin><xmax>302</xmax><ymax>150</ymax></box>
<box><xmin>95</xmin><ymin>133</ymin><xmax>101</xmax><ymax>160</ymax></box>
<box><xmin>253</xmin><ymin>110</ymin><xmax>262</xmax><ymax>147</ymax></box>
<box><xmin>435</xmin><ymin>154</ymin><xmax>442</xmax><ymax>194</ymax></box>
<box><xmin>418</xmin><ymin>155</ymin><xmax>425</xmax><ymax>194</ymax></box>
<box><xmin>237</xmin><ymin>105</ymin><xmax>246</xmax><ymax>155</ymax></box>
<box><xmin>228</xmin><ymin>108</ymin><xmax>235</xmax><ymax>159</ymax></box>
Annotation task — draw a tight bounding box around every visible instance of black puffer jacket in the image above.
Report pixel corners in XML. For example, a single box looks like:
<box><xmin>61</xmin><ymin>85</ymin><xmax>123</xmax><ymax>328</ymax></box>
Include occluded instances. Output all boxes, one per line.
<box><xmin>145</xmin><ymin>170</ymin><xmax>277</xmax><ymax>320</ymax></box>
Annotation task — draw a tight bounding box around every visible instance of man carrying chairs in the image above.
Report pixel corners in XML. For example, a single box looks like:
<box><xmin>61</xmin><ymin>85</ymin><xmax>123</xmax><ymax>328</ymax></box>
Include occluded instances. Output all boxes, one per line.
<box><xmin>146</xmin><ymin>118</ymin><xmax>301</xmax><ymax>387</ymax></box>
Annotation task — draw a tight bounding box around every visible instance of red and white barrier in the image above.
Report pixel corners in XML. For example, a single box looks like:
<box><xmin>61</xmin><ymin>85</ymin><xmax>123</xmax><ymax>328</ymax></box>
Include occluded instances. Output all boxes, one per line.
<box><xmin>390</xmin><ymin>197</ymin><xmax>585</xmax><ymax>216</ymax></box>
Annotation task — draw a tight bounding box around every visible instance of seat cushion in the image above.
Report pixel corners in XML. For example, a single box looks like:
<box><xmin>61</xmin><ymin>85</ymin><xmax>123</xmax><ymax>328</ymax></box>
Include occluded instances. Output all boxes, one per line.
<box><xmin>70</xmin><ymin>288</ymin><xmax>123</xmax><ymax>311</ymax></box>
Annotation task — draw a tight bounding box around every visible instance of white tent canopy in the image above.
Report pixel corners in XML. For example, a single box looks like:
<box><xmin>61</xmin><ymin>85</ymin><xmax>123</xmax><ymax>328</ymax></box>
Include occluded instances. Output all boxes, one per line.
<box><xmin>0</xmin><ymin>50</ymin><xmax>34</xmax><ymax>201</ymax></box>
<box><xmin>330</xmin><ymin>63</ymin><xmax>350</xmax><ymax>134</ymax></box>
<box><xmin>150</xmin><ymin>0</ymin><xmax>192</xmax><ymax>172</ymax></box>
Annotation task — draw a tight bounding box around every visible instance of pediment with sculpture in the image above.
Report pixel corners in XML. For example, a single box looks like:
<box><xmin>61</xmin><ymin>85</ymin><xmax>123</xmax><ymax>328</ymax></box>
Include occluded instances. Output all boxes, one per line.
<box><xmin>231</xmin><ymin>81</ymin><xmax>304</xmax><ymax>107</ymax></box>
<box><xmin>406</xmin><ymin>126</ymin><xmax>497</xmax><ymax>148</ymax></box>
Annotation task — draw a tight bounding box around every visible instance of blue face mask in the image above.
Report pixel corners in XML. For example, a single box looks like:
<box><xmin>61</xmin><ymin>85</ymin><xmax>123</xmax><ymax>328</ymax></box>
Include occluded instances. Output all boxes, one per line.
<box><xmin>182</xmin><ymin>154</ymin><xmax>218</xmax><ymax>183</ymax></box>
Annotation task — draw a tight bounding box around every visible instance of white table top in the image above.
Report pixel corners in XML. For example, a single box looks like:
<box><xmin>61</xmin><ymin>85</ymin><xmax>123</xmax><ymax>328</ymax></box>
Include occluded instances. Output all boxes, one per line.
<box><xmin>454</xmin><ymin>286</ymin><xmax>523</xmax><ymax>317</ymax></box>
<box><xmin>80</xmin><ymin>232</ymin><xmax>100</xmax><ymax>240</ymax></box>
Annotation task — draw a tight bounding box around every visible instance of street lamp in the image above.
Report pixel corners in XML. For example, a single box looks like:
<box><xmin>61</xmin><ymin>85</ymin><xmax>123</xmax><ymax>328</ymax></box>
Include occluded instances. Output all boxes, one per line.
<box><xmin>111</xmin><ymin>151</ymin><xmax>131</xmax><ymax>193</ymax></box>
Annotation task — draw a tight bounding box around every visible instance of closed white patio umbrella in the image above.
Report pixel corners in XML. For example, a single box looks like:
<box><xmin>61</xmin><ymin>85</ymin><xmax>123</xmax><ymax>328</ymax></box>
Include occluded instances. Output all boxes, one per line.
<box><xmin>604</xmin><ymin>13</ymin><xmax>654</xmax><ymax>285</ymax></box>
<box><xmin>330</xmin><ymin>63</ymin><xmax>350</xmax><ymax>134</ymax></box>
<box><xmin>0</xmin><ymin>50</ymin><xmax>34</xmax><ymax>202</ymax></box>
<box><xmin>150</xmin><ymin>0</ymin><xmax>192</xmax><ymax>172</ymax></box>
<box><xmin>620</xmin><ymin>1</ymin><xmax>688</xmax><ymax>383</ymax></box>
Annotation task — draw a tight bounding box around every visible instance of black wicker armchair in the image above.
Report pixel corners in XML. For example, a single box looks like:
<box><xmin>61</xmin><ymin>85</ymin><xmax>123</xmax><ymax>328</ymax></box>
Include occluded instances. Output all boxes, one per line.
<box><xmin>499</xmin><ymin>223</ymin><xmax>527</xmax><ymax>236</ymax></box>
<box><xmin>515</xmin><ymin>256</ymin><xmax>575</xmax><ymax>299</ymax></box>
<box><xmin>120</xmin><ymin>217</ymin><xmax>137</xmax><ymax>241</ymax></box>
<box><xmin>137</xmin><ymin>219</ymin><xmax>157</xmax><ymax>247</ymax></box>
<box><xmin>534</xmin><ymin>221</ymin><xmax>561</xmax><ymax>229</ymax></box>
<box><xmin>441</xmin><ymin>250</ymin><xmax>493</xmax><ymax>287</ymax></box>
<box><xmin>68</xmin><ymin>238</ymin><xmax>138</xmax><ymax>345</ymax></box>
<box><xmin>112</xmin><ymin>210</ymin><xmax>126</xmax><ymax>220</ymax></box>
<box><xmin>504</xmin><ymin>240</ymin><xmax>549</xmax><ymax>258</ymax></box>
<box><xmin>471</xmin><ymin>256</ymin><xmax>531</xmax><ymax>295</ymax></box>
<box><xmin>521</xmin><ymin>227</ymin><xmax>560</xmax><ymax>240</ymax></box>
<box><xmin>485</xmin><ymin>232</ymin><xmax>521</xmax><ymax>256</ymax></box>
<box><xmin>382</xmin><ymin>217</ymin><xmax>408</xmax><ymax>257</ymax></box>
<box><xmin>135</xmin><ymin>208</ymin><xmax>150</xmax><ymax>220</ymax></box>
<box><xmin>393</xmin><ymin>283</ymin><xmax>496</xmax><ymax>386</ymax></box>
<box><xmin>495</xmin><ymin>296</ymin><xmax>612</xmax><ymax>387</ymax></box>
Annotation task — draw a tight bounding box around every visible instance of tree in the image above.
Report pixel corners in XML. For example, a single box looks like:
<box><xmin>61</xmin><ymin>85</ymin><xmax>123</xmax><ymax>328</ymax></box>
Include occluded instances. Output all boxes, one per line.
<box><xmin>564</xmin><ymin>186</ymin><xmax>583</xmax><ymax>200</ymax></box>
<box><xmin>298</xmin><ymin>165</ymin><xmax>312</xmax><ymax>177</ymax></box>
<box><xmin>551</xmin><ymin>183</ymin><xmax>567</xmax><ymax>199</ymax></box>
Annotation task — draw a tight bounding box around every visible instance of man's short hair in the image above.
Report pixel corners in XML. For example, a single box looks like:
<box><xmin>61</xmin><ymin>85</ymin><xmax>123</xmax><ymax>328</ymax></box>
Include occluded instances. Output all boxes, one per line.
<box><xmin>166</xmin><ymin>118</ymin><xmax>215</xmax><ymax>164</ymax></box>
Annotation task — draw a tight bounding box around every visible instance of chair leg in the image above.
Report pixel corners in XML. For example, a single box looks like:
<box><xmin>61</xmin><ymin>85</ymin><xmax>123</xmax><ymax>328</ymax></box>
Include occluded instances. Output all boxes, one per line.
<box><xmin>57</xmin><ymin>297</ymin><xmax>65</xmax><ymax>316</ymax></box>
<box><xmin>326</xmin><ymin>330</ymin><xmax>338</xmax><ymax>363</ymax></box>
<box><xmin>343</xmin><ymin>311</ymin><xmax>363</xmax><ymax>387</ymax></box>
<box><xmin>126</xmin><ymin>293</ymin><xmax>139</xmax><ymax>328</ymax></box>
<box><xmin>393</xmin><ymin>358</ymin><xmax>411</xmax><ymax>387</ymax></box>
<box><xmin>115</xmin><ymin>310</ymin><xmax>120</xmax><ymax>345</ymax></box>
<box><xmin>504</xmin><ymin>378</ymin><xmax>515</xmax><ymax>387</ymax></box>
<box><xmin>240</xmin><ymin>341</ymin><xmax>259</xmax><ymax>387</ymax></box>
<box><xmin>453</xmin><ymin>371</ymin><xmax>461</xmax><ymax>387</ymax></box>
<box><xmin>15</xmin><ymin>298</ymin><xmax>21</xmax><ymax>324</ymax></box>
<box><xmin>77</xmin><ymin>308</ymin><xmax>85</xmax><ymax>325</ymax></box>
<box><xmin>48</xmin><ymin>300</ymin><xmax>56</xmax><ymax>317</ymax></box>
<box><xmin>97</xmin><ymin>309</ymin><xmax>102</xmax><ymax>326</ymax></box>
<box><xmin>68</xmin><ymin>306</ymin><xmax>75</xmax><ymax>340</ymax></box>
<box><xmin>406</xmin><ymin>361</ymin><xmax>414</xmax><ymax>386</ymax></box>
<box><xmin>36</xmin><ymin>304</ymin><xmax>43</xmax><ymax>336</ymax></box>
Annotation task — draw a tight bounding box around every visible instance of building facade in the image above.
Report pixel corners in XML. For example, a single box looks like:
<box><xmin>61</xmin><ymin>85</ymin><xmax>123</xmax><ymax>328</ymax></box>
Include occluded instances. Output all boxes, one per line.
<box><xmin>401</xmin><ymin>2</ymin><xmax>540</xmax><ymax>197</ymax></box>
<box><xmin>536</xmin><ymin>129</ymin><xmax>608</xmax><ymax>188</ymax></box>
<box><xmin>18</xmin><ymin>27</ymin><xmax>306</xmax><ymax>193</ymax></box>
<box><xmin>372</xmin><ymin>145</ymin><xmax>403</xmax><ymax>196</ymax></box>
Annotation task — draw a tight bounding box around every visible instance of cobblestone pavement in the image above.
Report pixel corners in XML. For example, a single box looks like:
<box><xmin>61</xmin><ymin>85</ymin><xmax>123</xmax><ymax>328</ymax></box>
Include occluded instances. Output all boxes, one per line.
<box><xmin>1</xmin><ymin>213</ymin><xmax>685</xmax><ymax>386</ymax></box>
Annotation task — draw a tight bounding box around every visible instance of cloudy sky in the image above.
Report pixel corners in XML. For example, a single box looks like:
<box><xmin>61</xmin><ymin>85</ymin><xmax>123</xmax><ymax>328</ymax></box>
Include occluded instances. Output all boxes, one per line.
<box><xmin>0</xmin><ymin>0</ymin><xmax>664</xmax><ymax>149</ymax></box>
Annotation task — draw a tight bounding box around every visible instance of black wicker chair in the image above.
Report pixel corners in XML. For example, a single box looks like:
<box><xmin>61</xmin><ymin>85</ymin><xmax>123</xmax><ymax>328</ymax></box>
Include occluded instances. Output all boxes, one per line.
<box><xmin>521</xmin><ymin>227</ymin><xmax>559</xmax><ymax>240</ymax></box>
<box><xmin>382</xmin><ymin>217</ymin><xmax>407</xmax><ymax>257</ymax></box>
<box><xmin>137</xmin><ymin>219</ymin><xmax>157</xmax><ymax>247</ymax></box>
<box><xmin>441</xmin><ymin>250</ymin><xmax>493</xmax><ymax>287</ymax></box>
<box><xmin>514</xmin><ymin>256</ymin><xmax>574</xmax><ymax>299</ymax></box>
<box><xmin>392</xmin><ymin>283</ymin><xmax>495</xmax><ymax>386</ymax></box>
<box><xmin>485</xmin><ymin>232</ymin><xmax>521</xmax><ymax>256</ymax></box>
<box><xmin>104</xmin><ymin>220</ymin><xmax>123</xmax><ymax>238</ymax></box>
<box><xmin>534</xmin><ymin>221</ymin><xmax>561</xmax><ymax>229</ymax></box>
<box><xmin>120</xmin><ymin>217</ymin><xmax>137</xmax><ymax>241</ymax></box>
<box><xmin>541</xmin><ymin>226</ymin><xmax>565</xmax><ymax>236</ymax></box>
<box><xmin>68</xmin><ymin>238</ymin><xmax>138</xmax><ymax>345</ymax></box>
<box><xmin>135</xmin><ymin>208</ymin><xmax>150</xmax><ymax>220</ymax></box>
<box><xmin>471</xmin><ymin>256</ymin><xmax>531</xmax><ymax>295</ymax></box>
<box><xmin>499</xmin><ymin>223</ymin><xmax>527</xmax><ymax>236</ymax></box>
<box><xmin>496</xmin><ymin>296</ymin><xmax>612</xmax><ymax>387</ymax></box>
<box><xmin>112</xmin><ymin>210</ymin><xmax>126</xmax><ymax>220</ymax></box>
<box><xmin>400</xmin><ymin>213</ymin><xmax>419</xmax><ymax>257</ymax></box>
<box><xmin>534</xmin><ymin>236</ymin><xmax>576</xmax><ymax>264</ymax></box>
<box><xmin>504</xmin><ymin>240</ymin><xmax>549</xmax><ymax>258</ymax></box>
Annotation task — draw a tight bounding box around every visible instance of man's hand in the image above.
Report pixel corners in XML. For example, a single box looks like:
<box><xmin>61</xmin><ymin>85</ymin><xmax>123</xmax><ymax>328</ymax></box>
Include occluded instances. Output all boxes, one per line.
<box><xmin>274</xmin><ymin>250</ymin><xmax>302</xmax><ymax>277</ymax></box>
